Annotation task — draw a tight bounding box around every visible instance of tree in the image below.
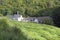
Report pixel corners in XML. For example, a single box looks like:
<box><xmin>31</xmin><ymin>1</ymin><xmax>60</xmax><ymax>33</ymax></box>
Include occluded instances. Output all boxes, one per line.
<box><xmin>52</xmin><ymin>7</ymin><xmax>60</xmax><ymax>27</ymax></box>
<box><xmin>0</xmin><ymin>0</ymin><xmax>60</xmax><ymax>17</ymax></box>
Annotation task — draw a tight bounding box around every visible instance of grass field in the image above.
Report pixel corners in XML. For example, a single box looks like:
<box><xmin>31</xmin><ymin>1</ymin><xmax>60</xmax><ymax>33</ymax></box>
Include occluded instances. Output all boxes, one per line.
<box><xmin>0</xmin><ymin>18</ymin><xmax>60</xmax><ymax>40</ymax></box>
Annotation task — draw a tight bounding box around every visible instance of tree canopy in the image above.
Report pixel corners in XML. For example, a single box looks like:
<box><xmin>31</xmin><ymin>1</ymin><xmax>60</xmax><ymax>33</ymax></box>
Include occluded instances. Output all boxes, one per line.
<box><xmin>0</xmin><ymin>0</ymin><xmax>60</xmax><ymax>16</ymax></box>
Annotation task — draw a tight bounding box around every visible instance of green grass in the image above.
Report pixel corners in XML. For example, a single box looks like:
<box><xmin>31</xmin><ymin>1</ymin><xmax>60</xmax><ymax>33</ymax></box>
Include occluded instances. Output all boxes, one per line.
<box><xmin>0</xmin><ymin>18</ymin><xmax>60</xmax><ymax>40</ymax></box>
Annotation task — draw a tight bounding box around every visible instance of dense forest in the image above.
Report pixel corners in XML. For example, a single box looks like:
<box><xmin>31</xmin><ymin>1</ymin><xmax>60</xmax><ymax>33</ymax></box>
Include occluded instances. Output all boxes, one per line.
<box><xmin>0</xmin><ymin>0</ymin><xmax>60</xmax><ymax>17</ymax></box>
<box><xmin>0</xmin><ymin>0</ymin><xmax>60</xmax><ymax>40</ymax></box>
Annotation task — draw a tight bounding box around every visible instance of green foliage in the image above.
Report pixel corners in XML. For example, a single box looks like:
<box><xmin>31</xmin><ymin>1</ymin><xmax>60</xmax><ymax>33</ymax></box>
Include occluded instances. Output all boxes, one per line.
<box><xmin>0</xmin><ymin>18</ymin><xmax>27</xmax><ymax>40</ymax></box>
<box><xmin>0</xmin><ymin>18</ymin><xmax>60</xmax><ymax>40</ymax></box>
<box><xmin>0</xmin><ymin>14</ymin><xmax>3</xmax><ymax>16</ymax></box>
<box><xmin>43</xmin><ymin>18</ymin><xmax>54</xmax><ymax>25</ymax></box>
<box><xmin>0</xmin><ymin>0</ymin><xmax>60</xmax><ymax>16</ymax></box>
<box><xmin>52</xmin><ymin>7</ymin><xmax>60</xmax><ymax>27</ymax></box>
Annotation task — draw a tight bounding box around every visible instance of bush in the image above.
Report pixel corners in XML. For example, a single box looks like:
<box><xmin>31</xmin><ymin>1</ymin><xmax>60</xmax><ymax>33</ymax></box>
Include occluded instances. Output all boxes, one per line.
<box><xmin>0</xmin><ymin>18</ymin><xmax>27</xmax><ymax>40</ymax></box>
<box><xmin>52</xmin><ymin>7</ymin><xmax>60</xmax><ymax>27</ymax></box>
<box><xmin>43</xmin><ymin>18</ymin><xmax>54</xmax><ymax>25</ymax></box>
<box><xmin>0</xmin><ymin>18</ymin><xmax>9</xmax><ymax>29</ymax></box>
<box><xmin>0</xmin><ymin>14</ymin><xmax>3</xmax><ymax>16</ymax></box>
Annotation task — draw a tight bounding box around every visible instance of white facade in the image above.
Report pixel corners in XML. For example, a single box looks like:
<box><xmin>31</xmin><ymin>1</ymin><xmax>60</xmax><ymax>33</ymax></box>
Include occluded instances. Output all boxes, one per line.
<box><xmin>34</xmin><ymin>18</ymin><xmax>39</xmax><ymax>23</ymax></box>
<box><xmin>8</xmin><ymin>13</ymin><xmax>52</xmax><ymax>24</ymax></box>
<box><xmin>7</xmin><ymin>13</ymin><xmax>24</xmax><ymax>21</ymax></box>
<box><xmin>18</xmin><ymin>15</ymin><xmax>23</xmax><ymax>21</ymax></box>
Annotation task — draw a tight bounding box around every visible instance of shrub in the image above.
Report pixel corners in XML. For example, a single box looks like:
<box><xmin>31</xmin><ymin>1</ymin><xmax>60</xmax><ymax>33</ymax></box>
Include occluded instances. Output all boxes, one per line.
<box><xmin>52</xmin><ymin>7</ymin><xmax>60</xmax><ymax>27</ymax></box>
<box><xmin>0</xmin><ymin>14</ymin><xmax>3</xmax><ymax>16</ymax></box>
<box><xmin>0</xmin><ymin>18</ymin><xmax>27</xmax><ymax>40</ymax></box>
<box><xmin>43</xmin><ymin>18</ymin><xmax>54</xmax><ymax>25</ymax></box>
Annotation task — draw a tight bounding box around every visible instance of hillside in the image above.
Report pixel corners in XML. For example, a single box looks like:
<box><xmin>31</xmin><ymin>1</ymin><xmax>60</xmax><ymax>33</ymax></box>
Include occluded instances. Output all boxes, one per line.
<box><xmin>0</xmin><ymin>0</ymin><xmax>60</xmax><ymax>16</ymax></box>
<box><xmin>0</xmin><ymin>18</ymin><xmax>60</xmax><ymax>40</ymax></box>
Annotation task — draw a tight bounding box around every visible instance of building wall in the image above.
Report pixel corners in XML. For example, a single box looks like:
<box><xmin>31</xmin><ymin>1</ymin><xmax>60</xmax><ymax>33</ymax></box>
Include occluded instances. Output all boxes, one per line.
<box><xmin>7</xmin><ymin>15</ymin><xmax>53</xmax><ymax>24</ymax></box>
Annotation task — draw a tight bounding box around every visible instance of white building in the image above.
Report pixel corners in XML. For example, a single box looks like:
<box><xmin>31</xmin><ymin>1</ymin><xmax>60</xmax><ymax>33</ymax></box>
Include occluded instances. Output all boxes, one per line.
<box><xmin>18</xmin><ymin>15</ymin><xmax>23</xmax><ymax>21</ymax></box>
<box><xmin>34</xmin><ymin>18</ymin><xmax>39</xmax><ymax>23</ymax></box>
<box><xmin>7</xmin><ymin>11</ymin><xmax>52</xmax><ymax>24</ymax></box>
<box><xmin>7</xmin><ymin>11</ymin><xmax>24</xmax><ymax>21</ymax></box>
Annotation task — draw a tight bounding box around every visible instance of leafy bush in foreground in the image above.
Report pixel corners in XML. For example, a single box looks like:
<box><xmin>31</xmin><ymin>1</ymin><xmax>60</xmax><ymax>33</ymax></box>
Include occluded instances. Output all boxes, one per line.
<box><xmin>0</xmin><ymin>18</ymin><xmax>27</xmax><ymax>40</ymax></box>
<box><xmin>0</xmin><ymin>18</ymin><xmax>60</xmax><ymax>40</ymax></box>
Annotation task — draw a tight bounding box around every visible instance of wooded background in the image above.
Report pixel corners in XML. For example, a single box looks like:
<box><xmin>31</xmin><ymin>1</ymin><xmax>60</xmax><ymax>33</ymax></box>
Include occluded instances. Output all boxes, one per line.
<box><xmin>0</xmin><ymin>0</ymin><xmax>60</xmax><ymax>17</ymax></box>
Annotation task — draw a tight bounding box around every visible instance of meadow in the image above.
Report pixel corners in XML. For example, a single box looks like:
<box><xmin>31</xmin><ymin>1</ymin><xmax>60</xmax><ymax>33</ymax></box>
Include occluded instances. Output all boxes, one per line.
<box><xmin>0</xmin><ymin>18</ymin><xmax>60</xmax><ymax>40</ymax></box>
